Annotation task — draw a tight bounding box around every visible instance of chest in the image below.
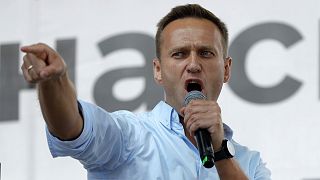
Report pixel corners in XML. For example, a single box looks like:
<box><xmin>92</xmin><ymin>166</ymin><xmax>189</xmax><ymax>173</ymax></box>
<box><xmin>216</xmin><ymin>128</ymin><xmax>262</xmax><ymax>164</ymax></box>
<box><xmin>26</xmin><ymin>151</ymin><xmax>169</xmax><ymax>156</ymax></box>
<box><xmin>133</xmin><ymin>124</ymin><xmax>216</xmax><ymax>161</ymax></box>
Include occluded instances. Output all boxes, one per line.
<box><xmin>125</xmin><ymin>126</ymin><xmax>218</xmax><ymax>179</ymax></box>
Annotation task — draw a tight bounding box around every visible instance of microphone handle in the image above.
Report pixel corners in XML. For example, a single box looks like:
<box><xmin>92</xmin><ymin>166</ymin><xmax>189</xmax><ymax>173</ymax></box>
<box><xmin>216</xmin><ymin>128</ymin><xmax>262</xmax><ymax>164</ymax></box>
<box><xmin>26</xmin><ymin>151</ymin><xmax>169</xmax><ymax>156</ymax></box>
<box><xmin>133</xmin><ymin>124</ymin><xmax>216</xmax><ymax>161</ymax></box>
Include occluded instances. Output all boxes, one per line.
<box><xmin>183</xmin><ymin>90</ymin><xmax>214</xmax><ymax>168</ymax></box>
<box><xmin>195</xmin><ymin>128</ymin><xmax>214</xmax><ymax>168</ymax></box>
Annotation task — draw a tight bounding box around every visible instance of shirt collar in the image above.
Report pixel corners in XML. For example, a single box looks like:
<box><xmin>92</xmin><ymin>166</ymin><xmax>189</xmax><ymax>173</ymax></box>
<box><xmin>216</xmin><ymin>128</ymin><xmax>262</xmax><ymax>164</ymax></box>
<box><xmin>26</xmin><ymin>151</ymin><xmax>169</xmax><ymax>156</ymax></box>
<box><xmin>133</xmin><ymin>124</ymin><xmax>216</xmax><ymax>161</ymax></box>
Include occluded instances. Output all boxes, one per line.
<box><xmin>152</xmin><ymin>101</ymin><xmax>233</xmax><ymax>139</ymax></box>
<box><xmin>152</xmin><ymin>101</ymin><xmax>178</xmax><ymax>130</ymax></box>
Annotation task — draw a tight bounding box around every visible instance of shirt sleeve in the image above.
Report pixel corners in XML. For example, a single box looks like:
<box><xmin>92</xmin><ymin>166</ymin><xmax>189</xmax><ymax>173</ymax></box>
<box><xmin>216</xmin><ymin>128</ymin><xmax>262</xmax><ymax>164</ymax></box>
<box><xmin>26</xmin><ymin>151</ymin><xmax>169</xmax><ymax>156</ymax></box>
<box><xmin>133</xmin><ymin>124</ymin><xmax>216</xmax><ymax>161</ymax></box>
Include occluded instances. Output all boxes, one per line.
<box><xmin>45</xmin><ymin>100</ymin><xmax>141</xmax><ymax>170</ymax></box>
<box><xmin>253</xmin><ymin>156</ymin><xmax>272</xmax><ymax>180</ymax></box>
<box><xmin>246</xmin><ymin>150</ymin><xmax>271</xmax><ymax>180</ymax></box>
<box><xmin>232</xmin><ymin>140</ymin><xmax>271</xmax><ymax>180</ymax></box>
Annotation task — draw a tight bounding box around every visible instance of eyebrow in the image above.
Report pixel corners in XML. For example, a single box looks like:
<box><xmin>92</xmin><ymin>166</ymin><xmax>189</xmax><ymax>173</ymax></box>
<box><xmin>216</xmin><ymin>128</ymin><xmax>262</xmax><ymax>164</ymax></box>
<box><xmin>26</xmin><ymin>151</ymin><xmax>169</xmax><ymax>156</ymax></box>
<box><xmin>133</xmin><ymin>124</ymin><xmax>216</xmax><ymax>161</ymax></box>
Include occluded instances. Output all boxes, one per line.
<box><xmin>198</xmin><ymin>45</ymin><xmax>215</xmax><ymax>51</ymax></box>
<box><xmin>168</xmin><ymin>45</ymin><xmax>218</xmax><ymax>55</ymax></box>
<box><xmin>168</xmin><ymin>46</ymin><xmax>190</xmax><ymax>55</ymax></box>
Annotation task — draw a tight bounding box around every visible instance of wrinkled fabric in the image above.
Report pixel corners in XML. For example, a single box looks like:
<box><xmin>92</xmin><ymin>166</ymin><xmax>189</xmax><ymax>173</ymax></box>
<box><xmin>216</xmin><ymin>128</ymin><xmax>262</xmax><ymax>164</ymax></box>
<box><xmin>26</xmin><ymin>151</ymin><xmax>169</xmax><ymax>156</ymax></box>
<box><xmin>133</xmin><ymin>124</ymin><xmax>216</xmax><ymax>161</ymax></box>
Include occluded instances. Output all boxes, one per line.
<box><xmin>46</xmin><ymin>100</ymin><xmax>271</xmax><ymax>180</ymax></box>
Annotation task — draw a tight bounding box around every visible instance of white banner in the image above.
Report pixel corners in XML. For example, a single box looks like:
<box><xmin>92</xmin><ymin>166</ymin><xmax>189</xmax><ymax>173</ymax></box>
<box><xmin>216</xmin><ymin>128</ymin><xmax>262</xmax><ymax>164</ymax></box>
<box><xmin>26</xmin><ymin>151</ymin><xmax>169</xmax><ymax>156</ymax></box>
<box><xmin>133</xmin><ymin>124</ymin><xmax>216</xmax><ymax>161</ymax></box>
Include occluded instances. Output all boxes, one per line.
<box><xmin>0</xmin><ymin>0</ymin><xmax>319</xmax><ymax>179</ymax></box>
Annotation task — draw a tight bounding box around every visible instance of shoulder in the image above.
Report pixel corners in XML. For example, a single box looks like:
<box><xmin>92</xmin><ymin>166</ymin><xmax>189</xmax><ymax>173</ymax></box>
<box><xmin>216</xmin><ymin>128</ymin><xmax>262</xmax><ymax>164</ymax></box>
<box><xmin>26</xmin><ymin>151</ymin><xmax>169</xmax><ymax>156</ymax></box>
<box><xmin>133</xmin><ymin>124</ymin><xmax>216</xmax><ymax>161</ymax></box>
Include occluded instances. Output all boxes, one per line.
<box><xmin>231</xmin><ymin>139</ymin><xmax>262</xmax><ymax>163</ymax></box>
<box><xmin>111</xmin><ymin>110</ymin><xmax>154</xmax><ymax>123</ymax></box>
<box><xmin>231</xmin><ymin>139</ymin><xmax>271</xmax><ymax>179</ymax></box>
<box><xmin>108</xmin><ymin>110</ymin><xmax>158</xmax><ymax>132</ymax></box>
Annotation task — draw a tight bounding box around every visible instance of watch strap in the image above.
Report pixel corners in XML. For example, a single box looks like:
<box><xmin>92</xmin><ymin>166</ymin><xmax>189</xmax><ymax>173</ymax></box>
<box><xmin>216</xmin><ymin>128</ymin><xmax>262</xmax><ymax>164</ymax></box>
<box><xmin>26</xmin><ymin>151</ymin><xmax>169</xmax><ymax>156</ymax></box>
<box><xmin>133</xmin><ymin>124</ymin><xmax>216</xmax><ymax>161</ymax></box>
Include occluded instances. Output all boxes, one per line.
<box><xmin>213</xmin><ymin>139</ymin><xmax>234</xmax><ymax>162</ymax></box>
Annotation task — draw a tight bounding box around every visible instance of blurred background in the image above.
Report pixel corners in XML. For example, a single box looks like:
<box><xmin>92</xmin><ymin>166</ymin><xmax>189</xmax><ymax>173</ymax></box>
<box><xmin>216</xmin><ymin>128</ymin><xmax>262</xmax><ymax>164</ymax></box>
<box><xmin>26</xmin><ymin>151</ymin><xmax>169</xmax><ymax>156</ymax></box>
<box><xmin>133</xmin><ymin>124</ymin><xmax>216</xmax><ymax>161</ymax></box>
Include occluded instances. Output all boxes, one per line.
<box><xmin>0</xmin><ymin>0</ymin><xmax>319</xmax><ymax>179</ymax></box>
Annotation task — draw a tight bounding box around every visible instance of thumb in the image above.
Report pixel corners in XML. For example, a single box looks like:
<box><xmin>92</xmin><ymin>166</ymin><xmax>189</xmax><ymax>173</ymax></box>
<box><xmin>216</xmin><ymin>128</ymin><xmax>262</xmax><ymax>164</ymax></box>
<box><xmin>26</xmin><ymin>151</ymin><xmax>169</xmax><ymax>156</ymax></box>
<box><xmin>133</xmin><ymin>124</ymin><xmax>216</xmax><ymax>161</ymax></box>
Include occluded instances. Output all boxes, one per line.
<box><xmin>39</xmin><ymin>70</ymin><xmax>49</xmax><ymax>79</ymax></box>
<box><xmin>21</xmin><ymin>43</ymin><xmax>49</xmax><ymax>60</ymax></box>
<box><xmin>39</xmin><ymin>65</ymin><xmax>65</xmax><ymax>80</ymax></box>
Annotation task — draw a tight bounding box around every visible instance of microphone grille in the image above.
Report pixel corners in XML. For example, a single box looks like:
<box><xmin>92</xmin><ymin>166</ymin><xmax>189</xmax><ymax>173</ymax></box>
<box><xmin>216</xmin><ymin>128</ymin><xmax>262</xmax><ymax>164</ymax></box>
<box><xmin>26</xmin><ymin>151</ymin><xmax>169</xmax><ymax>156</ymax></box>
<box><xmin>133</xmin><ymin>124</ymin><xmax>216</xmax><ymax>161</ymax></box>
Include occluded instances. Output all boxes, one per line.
<box><xmin>184</xmin><ymin>91</ymin><xmax>207</xmax><ymax>106</ymax></box>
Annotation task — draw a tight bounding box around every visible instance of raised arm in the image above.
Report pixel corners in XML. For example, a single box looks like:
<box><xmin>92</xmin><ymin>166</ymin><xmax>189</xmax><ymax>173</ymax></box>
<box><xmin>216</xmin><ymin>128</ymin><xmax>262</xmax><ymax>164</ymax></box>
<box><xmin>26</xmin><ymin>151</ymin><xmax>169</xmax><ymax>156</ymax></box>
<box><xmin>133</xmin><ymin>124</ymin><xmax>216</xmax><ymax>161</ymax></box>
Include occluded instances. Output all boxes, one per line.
<box><xmin>21</xmin><ymin>43</ymin><xmax>83</xmax><ymax>140</ymax></box>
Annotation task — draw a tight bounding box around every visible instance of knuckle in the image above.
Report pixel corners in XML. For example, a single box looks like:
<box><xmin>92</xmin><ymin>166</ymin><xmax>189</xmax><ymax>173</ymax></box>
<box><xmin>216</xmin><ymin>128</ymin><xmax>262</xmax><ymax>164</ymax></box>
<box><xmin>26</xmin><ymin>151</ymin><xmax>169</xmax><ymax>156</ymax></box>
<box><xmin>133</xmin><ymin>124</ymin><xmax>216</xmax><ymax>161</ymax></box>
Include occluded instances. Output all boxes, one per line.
<box><xmin>189</xmin><ymin>114</ymin><xmax>196</xmax><ymax>123</ymax></box>
<box><xmin>185</xmin><ymin>123</ymin><xmax>190</xmax><ymax>129</ymax></box>
<box><xmin>184</xmin><ymin>108</ymin><xmax>190</xmax><ymax>116</ymax></box>
<box><xmin>191</xmin><ymin>122</ymin><xmax>199</xmax><ymax>131</ymax></box>
<box><xmin>23</xmin><ymin>55</ymin><xmax>27</xmax><ymax>61</ymax></box>
<box><xmin>192</xmin><ymin>113</ymin><xmax>199</xmax><ymax>121</ymax></box>
<box><xmin>37</xmin><ymin>42</ymin><xmax>45</xmax><ymax>47</ymax></box>
<box><xmin>194</xmin><ymin>121</ymin><xmax>200</xmax><ymax>128</ymax></box>
<box><xmin>190</xmin><ymin>100</ymin><xmax>199</xmax><ymax>106</ymax></box>
<box><xmin>215</xmin><ymin>112</ymin><xmax>221</xmax><ymax>119</ymax></box>
<box><xmin>215</xmin><ymin>106</ymin><xmax>221</xmax><ymax>113</ymax></box>
<box><xmin>213</xmin><ymin>118</ymin><xmax>222</xmax><ymax>127</ymax></box>
<box><xmin>212</xmin><ymin>103</ymin><xmax>221</xmax><ymax>112</ymax></box>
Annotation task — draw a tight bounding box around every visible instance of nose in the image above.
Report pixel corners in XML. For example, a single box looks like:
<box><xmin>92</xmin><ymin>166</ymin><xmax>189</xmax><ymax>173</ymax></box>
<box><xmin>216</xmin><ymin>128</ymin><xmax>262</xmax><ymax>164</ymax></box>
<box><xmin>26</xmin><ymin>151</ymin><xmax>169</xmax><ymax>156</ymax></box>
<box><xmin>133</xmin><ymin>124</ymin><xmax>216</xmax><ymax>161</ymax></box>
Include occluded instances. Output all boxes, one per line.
<box><xmin>186</xmin><ymin>54</ymin><xmax>201</xmax><ymax>73</ymax></box>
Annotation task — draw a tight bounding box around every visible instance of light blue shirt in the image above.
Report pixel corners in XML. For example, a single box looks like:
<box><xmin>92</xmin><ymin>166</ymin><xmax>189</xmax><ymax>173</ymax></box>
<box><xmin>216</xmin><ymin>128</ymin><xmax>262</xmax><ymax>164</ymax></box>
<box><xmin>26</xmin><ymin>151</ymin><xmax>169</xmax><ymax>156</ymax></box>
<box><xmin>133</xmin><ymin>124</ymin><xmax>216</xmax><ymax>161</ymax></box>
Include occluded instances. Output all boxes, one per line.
<box><xmin>46</xmin><ymin>100</ymin><xmax>271</xmax><ymax>180</ymax></box>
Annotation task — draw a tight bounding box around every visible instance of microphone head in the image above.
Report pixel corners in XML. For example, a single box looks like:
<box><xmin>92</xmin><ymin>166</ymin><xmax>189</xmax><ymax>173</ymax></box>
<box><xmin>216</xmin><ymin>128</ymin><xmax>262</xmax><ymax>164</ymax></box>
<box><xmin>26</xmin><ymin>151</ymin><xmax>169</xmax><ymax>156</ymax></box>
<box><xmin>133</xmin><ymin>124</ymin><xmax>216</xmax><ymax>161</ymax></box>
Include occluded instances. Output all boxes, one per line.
<box><xmin>184</xmin><ymin>91</ymin><xmax>207</xmax><ymax>106</ymax></box>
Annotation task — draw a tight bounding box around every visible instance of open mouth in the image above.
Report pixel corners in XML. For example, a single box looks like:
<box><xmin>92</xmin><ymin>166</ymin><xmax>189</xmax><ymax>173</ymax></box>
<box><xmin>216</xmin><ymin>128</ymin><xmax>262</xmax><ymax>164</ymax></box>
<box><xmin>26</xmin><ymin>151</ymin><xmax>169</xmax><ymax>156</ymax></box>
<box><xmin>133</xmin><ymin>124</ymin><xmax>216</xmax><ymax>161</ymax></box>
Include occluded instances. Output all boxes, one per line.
<box><xmin>186</xmin><ymin>80</ymin><xmax>203</xmax><ymax>92</ymax></box>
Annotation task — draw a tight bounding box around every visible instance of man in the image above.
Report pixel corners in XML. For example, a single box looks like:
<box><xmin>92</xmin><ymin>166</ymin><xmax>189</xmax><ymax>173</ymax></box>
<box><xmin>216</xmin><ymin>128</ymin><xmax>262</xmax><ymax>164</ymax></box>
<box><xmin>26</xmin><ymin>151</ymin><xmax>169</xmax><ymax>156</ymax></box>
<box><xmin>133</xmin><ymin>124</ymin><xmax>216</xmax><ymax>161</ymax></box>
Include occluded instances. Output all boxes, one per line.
<box><xmin>21</xmin><ymin>4</ymin><xmax>271</xmax><ymax>180</ymax></box>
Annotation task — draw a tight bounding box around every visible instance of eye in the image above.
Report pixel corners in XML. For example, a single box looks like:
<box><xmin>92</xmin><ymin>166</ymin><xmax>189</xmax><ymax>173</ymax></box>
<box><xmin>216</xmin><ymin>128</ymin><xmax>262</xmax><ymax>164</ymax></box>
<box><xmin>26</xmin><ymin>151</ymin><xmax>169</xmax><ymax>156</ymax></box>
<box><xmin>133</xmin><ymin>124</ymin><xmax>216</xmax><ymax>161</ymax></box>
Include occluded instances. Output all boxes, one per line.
<box><xmin>199</xmin><ymin>50</ymin><xmax>214</xmax><ymax>58</ymax></box>
<box><xmin>171</xmin><ymin>51</ymin><xmax>186</xmax><ymax>59</ymax></box>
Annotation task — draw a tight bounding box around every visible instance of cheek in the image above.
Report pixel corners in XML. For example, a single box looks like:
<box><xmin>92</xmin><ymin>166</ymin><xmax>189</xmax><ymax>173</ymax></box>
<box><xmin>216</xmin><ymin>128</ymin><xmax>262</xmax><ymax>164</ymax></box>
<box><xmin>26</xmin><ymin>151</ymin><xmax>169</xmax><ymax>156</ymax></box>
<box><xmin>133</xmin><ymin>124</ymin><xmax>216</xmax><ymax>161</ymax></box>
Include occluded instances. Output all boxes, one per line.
<box><xmin>207</xmin><ymin>62</ymin><xmax>223</xmax><ymax>74</ymax></box>
<box><xmin>160</xmin><ymin>64</ymin><xmax>183</xmax><ymax>95</ymax></box>
<box><xmin>206</xmin><ymin>64</ymin><xmax>225</xmax><ymax>85</ymax></box>
<box><xmin>161</xmin><ymin>63</ymin><xmax>179</xmax><ymax>81</ymax></box>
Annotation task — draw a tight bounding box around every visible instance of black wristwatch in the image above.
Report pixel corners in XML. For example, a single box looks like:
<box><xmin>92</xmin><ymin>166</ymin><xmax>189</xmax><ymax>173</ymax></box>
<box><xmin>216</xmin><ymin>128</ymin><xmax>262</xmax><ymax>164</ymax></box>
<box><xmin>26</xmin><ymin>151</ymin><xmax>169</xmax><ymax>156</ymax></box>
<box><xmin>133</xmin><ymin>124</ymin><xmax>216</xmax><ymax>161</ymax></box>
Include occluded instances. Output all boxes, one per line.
<box><xmin>214</xmin><ymin>139</ymin><xmax>235</xmax><ymax>162</ymax></box>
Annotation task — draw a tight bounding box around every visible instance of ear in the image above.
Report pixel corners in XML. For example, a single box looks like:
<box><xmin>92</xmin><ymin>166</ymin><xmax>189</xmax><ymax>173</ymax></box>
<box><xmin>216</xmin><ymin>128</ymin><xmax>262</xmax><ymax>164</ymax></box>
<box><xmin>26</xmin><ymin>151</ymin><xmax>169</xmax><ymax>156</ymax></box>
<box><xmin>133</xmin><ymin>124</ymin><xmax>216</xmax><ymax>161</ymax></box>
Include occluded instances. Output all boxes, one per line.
<box><xmin>223</xmin><ymin>56</ymin><xmax>232</xmax><ymax>83</ymax></box>
<box><xmin>153</xmin><ymin>58</ymin><xmax>163</xmax><ymax>84</ymax></box>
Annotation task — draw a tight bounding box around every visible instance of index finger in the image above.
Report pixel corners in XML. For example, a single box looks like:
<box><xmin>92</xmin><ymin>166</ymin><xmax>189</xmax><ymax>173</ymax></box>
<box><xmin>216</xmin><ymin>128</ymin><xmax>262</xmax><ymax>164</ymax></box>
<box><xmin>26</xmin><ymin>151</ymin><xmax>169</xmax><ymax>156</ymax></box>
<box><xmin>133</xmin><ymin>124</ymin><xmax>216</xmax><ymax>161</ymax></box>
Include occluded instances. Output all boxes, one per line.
<box><xmin>20</xmin><ymin>43</ymin><xmax>50</xmax><ymax>59</ymax></box>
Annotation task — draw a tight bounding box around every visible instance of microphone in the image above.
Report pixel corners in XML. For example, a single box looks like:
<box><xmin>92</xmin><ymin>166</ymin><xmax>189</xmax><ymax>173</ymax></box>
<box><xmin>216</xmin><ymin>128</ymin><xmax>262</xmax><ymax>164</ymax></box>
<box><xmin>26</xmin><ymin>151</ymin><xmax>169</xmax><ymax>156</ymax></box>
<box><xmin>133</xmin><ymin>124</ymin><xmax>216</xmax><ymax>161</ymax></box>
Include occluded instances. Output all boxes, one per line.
<box><xmin>184</xmin><ymin>91</ymin><xmax>214</xmax><ymax>168</ymax></box>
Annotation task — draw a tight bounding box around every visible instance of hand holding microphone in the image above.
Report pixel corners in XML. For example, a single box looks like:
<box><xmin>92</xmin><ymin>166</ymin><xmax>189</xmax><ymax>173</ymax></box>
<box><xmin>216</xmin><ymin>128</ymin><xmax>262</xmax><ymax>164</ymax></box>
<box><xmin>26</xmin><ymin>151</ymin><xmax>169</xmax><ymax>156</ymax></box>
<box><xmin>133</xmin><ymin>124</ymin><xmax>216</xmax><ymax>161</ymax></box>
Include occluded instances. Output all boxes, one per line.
<box><xmin>181</xmin><ymin>90</ymin><xmax>225</xmax><ymax>168</ymax></box>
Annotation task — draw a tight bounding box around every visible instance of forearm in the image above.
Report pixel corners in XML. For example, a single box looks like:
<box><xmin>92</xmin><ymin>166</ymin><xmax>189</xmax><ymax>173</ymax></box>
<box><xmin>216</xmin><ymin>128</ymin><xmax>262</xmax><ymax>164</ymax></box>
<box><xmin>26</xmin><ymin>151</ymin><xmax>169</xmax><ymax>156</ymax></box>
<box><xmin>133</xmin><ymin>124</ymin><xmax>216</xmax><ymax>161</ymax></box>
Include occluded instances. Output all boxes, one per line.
<box><xmin>215</xmin><ymin>158</ymin><xmax>248</xmax><ymax>180</ymax></box>
<box><xmin>38</xmin><ymin>72</ymin><xmax>83</xmax><ymax>140</ymax></box>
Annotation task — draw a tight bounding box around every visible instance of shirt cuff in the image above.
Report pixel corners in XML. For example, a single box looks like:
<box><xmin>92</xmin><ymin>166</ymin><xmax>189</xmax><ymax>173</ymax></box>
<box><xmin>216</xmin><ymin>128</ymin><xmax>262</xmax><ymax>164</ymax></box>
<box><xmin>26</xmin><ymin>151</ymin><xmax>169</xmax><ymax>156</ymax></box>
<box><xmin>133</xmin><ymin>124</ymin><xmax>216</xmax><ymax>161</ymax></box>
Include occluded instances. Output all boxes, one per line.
<box><xmin>45</xmin><ymin>100</ymin><xmax>93</xmax><ymax>158</ymax></box>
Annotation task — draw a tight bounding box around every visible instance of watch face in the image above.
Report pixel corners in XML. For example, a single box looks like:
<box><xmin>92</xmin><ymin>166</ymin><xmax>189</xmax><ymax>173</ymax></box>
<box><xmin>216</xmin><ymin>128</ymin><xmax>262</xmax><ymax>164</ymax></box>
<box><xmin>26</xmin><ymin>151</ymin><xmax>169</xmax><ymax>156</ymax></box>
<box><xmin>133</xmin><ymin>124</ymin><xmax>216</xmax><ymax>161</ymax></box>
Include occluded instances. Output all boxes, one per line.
<box><xmin>227</xmin><ymin>140</ymin><xmax>236</xmax><ymax>156</ymax></box>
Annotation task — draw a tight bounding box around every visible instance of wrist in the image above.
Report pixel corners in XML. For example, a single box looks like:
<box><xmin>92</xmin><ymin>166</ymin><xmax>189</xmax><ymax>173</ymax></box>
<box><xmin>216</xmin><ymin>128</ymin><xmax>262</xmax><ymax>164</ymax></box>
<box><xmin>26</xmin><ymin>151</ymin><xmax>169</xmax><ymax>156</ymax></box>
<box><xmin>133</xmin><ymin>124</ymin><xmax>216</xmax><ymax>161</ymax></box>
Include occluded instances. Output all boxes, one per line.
<box><xmin>213</xmin><ymin>139</ymin><xmax>235</xmax><ymax>162</ymax></box>
<box><xmin>212</xmin><ymin>136</ymin><xmax>224</xmax><ymax>151</ymax></box>
<box><xmin>38</xmin><ymin>71</ymin><xmax>68</xmax><ymax>87</ymax></box>
<box><xmin>213</xmin><ymin>141</ymin><xmax>223</xmax><ymax>152</ymax></box>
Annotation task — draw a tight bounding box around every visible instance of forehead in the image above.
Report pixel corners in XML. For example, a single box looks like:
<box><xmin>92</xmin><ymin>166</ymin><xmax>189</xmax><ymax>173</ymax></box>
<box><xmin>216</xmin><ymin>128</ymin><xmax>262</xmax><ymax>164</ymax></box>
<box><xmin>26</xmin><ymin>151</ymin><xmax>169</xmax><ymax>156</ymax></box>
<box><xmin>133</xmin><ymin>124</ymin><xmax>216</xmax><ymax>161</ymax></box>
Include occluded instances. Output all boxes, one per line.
<box><xmin>161</xmin><ymin>18</ymin><xmax>223</xmax><ymax>51</ymax></box>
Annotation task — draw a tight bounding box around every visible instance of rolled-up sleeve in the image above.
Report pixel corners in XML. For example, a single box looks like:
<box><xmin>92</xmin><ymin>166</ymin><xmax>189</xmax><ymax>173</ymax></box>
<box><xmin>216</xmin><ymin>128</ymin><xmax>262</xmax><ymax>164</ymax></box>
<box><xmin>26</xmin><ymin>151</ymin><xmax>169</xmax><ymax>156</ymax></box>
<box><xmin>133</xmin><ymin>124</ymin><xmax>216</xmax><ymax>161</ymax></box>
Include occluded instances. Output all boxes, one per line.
<box><xmin>45</xmin><ymin>100</ymin><xmax>137</xmax><ymax>170</ymax></box>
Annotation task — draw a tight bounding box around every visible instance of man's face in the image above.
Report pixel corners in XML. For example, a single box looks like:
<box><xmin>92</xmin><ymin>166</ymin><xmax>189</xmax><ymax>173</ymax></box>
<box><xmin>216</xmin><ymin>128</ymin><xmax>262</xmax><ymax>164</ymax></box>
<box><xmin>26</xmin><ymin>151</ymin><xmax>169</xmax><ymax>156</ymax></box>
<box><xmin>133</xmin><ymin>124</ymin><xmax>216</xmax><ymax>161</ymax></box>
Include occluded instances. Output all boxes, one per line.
<box><xmin>153</xmin><ymin>17</ymin><xmax>231</xmax><ymax>112</ymax></box>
